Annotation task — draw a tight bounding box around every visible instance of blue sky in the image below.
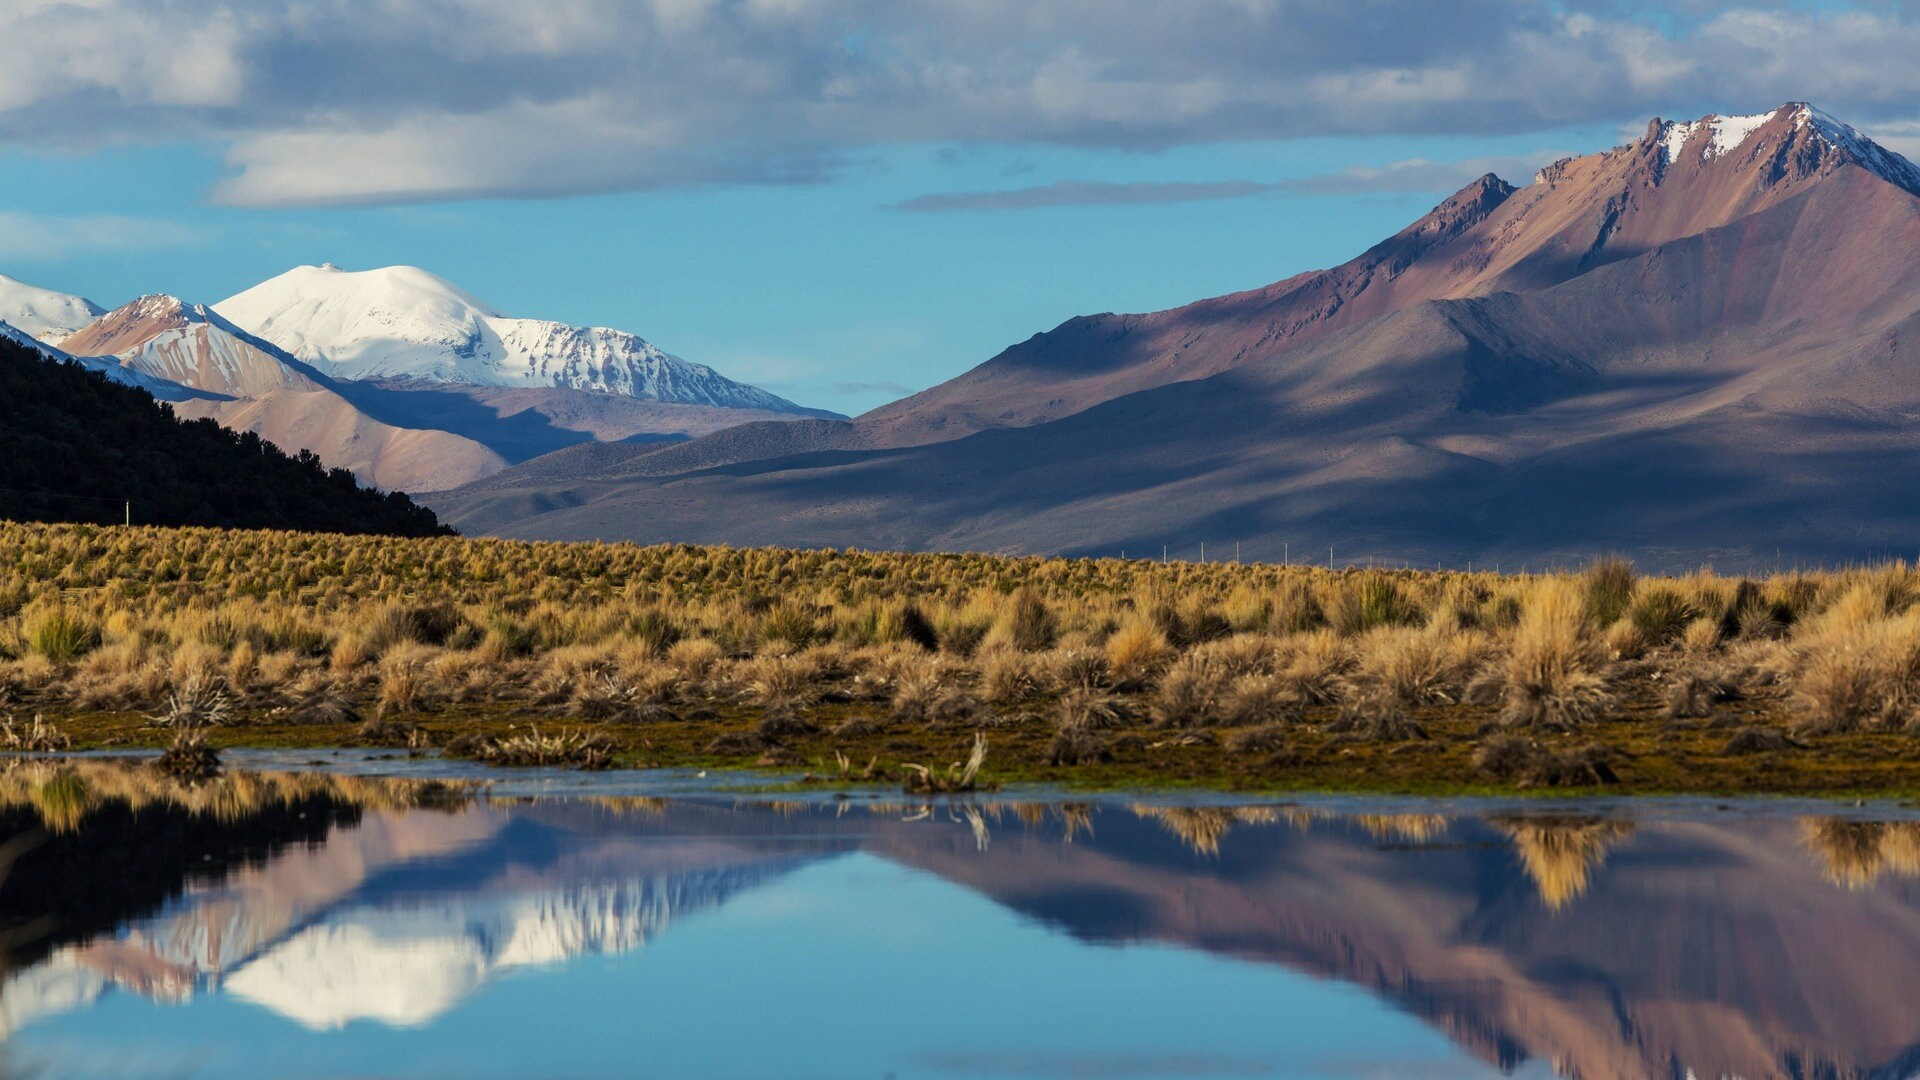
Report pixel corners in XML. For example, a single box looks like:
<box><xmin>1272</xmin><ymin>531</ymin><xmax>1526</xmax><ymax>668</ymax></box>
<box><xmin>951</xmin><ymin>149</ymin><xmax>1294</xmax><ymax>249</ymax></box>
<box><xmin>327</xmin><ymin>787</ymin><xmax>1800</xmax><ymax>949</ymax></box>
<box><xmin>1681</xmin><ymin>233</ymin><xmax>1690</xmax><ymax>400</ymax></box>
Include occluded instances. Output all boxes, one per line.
<box><xmin>3</xmin><ymin>1</ymin><xmax>1918</xmax><ymax>414</ymax></box>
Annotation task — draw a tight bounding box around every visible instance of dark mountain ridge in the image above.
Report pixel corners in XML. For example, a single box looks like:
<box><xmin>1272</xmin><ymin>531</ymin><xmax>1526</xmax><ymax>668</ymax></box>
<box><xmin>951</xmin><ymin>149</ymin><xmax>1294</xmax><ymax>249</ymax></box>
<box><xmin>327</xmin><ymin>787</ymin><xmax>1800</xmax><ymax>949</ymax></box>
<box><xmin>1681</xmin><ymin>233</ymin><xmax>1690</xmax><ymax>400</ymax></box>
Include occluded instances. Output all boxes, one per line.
<box><xmin>0</xmin><ymin>336</ymin><xmax>449</xmax><ymax>535</ymax></box>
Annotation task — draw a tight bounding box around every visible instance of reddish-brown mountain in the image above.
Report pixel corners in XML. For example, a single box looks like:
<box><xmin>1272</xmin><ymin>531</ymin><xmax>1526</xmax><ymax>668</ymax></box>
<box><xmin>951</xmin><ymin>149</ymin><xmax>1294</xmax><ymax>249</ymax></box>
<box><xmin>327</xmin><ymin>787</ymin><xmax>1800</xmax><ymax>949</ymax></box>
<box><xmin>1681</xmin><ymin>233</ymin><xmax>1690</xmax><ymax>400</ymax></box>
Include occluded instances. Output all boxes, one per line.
<box><xmin>433</xmin><ymin>104</ymin><xmax>1920</xmax><ymax>568</ymax></box>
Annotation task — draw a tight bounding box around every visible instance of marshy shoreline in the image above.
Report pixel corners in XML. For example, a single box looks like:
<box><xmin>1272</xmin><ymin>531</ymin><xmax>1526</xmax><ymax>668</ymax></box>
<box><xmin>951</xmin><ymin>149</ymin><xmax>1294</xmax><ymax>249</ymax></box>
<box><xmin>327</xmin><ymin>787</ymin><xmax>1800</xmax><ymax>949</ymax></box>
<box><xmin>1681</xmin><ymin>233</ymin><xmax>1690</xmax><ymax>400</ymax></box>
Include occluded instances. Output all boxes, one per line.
<box><xmin>6</xmin><ymin>522</ymin><xmax>1920</xmax><ymax>797</ymax></box>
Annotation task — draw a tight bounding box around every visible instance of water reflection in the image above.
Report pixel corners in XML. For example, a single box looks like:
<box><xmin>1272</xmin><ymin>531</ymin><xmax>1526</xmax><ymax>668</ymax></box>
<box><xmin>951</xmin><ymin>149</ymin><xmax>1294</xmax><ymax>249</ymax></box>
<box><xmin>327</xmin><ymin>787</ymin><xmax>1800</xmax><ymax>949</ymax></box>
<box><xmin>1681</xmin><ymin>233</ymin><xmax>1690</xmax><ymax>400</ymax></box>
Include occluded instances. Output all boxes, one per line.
<box><xmin>2</xmin><ymin>762</ymin><xmax>1920</xmax><ymax>1080</ymax></box>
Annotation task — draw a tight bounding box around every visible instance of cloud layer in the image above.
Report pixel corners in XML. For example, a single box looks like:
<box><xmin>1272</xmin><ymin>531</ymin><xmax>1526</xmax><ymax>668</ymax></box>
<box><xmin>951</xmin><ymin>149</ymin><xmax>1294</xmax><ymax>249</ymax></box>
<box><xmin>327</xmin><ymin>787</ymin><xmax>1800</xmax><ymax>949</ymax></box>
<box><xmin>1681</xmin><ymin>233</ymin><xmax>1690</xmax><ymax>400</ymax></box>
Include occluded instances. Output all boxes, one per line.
<box><xmin>893</xmin><ymin>153</ymin><xmax>1575</xmax><ymax>210</ymax></box>
<box><xmin>0</xmin><ymin>212</ymin><xmax>203</xmax><ymax>259</ymax></box>
<box><xmin>893</xmin><ymin>180</ymin><xmax>1290</xmax><ymax>212</ymax></box>
<box><xmin>4</xmin><ymin>1</ymin><xmax>1920</xmax><ymax>206</ymax></box>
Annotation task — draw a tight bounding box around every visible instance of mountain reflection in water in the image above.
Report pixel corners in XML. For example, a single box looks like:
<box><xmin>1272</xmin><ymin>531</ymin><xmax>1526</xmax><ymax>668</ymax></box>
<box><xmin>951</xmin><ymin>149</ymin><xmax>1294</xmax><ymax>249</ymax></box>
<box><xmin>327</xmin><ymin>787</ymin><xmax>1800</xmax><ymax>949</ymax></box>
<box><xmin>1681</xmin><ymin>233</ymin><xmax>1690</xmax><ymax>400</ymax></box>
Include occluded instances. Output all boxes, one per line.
<box><xmin>0</xmin><ymin>763</ymin><xmax>1918</xmax><ymax>1080</ymax></box>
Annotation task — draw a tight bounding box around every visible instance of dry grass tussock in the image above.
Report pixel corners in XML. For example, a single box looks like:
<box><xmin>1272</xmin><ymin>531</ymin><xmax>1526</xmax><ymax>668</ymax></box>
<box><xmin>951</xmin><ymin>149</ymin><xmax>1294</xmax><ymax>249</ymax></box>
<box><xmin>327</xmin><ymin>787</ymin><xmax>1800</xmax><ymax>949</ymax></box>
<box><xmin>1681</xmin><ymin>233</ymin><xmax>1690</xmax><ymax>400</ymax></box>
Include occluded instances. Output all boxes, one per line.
<box><xmin>0</xmin><ymin>524</ymin><xmax>1914</xmax><ymax>783</ymax></box>
<box><xmin>1492</xmin><ymin>580</ymin><xmax>1615</xmax><ymax>731</ymax></box>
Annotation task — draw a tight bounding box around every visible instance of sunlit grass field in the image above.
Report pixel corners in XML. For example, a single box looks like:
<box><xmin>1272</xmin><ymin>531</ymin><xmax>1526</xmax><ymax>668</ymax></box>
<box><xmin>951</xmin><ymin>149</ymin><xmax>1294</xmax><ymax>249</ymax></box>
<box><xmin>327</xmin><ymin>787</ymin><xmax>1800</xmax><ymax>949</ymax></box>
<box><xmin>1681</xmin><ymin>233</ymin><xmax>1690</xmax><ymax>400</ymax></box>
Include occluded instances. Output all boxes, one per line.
<box><xmin>6</xmin><ymin>521</ymin><xmax>1920</xmax><ymax>793</ymax></box>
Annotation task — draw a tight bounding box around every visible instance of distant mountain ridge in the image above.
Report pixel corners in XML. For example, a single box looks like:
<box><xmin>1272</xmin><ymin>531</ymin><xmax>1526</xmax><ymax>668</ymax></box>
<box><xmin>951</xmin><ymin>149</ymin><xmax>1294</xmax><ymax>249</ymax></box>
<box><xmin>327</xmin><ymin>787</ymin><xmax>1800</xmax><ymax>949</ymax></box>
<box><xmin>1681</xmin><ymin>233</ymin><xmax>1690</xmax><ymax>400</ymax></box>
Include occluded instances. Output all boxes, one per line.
<box><xmin>214</xmin><ymin>264</ymin><xmax>827</xmax><ymax>413</ymax></box>
<box><xmin>855</xmin><ymin>102</ymin><xmax>1915</xmax><ymax>448</ymax></box>
<box><xmin>431</xmin><ymin>102</ymin><xmax>1920</xmax><ymax>569</ymax></box>
<box><xmin>61</xmin><ymin>293</ymin><xmax>509</xmax><ymax>492</ymax></box>
<box><xmin>4</xmin><ymin>263</ymin><xmax>839</xmax><ymax>494</ymax></box>
<box><xmin>62</xmin><ymin>293</ymin><xmax>324</xmax><ymax>397</ymax></box>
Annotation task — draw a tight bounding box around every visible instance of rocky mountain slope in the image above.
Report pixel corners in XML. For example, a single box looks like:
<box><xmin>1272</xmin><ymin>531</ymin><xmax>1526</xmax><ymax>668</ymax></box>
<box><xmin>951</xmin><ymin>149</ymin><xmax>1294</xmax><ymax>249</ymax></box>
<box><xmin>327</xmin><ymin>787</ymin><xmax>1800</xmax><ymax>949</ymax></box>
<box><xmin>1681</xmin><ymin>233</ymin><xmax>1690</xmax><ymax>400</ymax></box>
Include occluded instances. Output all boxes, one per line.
<box><xmin>857</xmin><ymin>102</ymin><xmax>1920</xmax><ymax>448</ymax></box>
<box><xmin>61</xmin><ymin>294</ymin><xmax>508</xmax><ymax>492</ymax></box>
<box><xmin>432</xmin><ymin>103</ymin><xmax>1920</xmax><ymax>568</ymax></box>
<box><xmin>62</xmin><ymin>294</ymin><xmax>326</xmax><ymax>397</ymax></box>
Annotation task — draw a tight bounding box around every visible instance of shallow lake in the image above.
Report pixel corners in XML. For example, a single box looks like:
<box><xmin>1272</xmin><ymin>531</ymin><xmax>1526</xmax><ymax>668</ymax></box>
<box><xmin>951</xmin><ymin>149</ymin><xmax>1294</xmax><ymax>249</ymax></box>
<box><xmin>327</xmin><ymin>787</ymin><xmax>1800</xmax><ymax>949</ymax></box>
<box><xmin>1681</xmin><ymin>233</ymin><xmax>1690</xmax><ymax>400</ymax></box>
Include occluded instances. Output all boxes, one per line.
<box><xmin>2</xmin><ymin>754</ymin><xmax>1918</xmax><ymax>1080</ymax></box>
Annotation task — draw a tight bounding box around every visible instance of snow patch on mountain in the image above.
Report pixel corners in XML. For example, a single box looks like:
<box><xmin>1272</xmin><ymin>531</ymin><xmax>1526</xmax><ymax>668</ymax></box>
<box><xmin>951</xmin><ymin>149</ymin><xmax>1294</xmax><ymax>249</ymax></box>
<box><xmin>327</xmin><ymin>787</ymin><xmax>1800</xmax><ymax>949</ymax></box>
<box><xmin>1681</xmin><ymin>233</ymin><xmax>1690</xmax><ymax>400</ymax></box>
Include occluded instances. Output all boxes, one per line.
<box><xmin>1657</xmin><ymin>109</ymin><xmax>1775</xmax><ymax>164</ymax></box>
<box><xmin>1709</xmin><ymin>111</ymin><xmax>1772</xmax><ymax>157</ymax></box>
<box><xmin>0</xmin><ymin>273</ymin><xmax>102</xmax><ymax>343</ymax></box>
<box><xmin>215</xmin><ymin>264</ymin><xmax>813</xmax><ymax>412</ymax></box>
<box><xmin>1659</xmin><ymin>119</ymin><xmax>1702</xmax><ymax>164</ymax></box>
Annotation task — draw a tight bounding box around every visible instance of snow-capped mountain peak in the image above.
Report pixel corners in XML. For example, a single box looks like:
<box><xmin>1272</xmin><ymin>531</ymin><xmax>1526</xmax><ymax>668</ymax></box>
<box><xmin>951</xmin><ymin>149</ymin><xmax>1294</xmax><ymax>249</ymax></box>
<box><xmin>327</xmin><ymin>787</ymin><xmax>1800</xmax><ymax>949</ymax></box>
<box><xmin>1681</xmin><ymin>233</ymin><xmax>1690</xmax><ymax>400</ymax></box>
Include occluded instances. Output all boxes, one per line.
<box><xmin>1650</xmin><ymin>102</ymin><xmax>1920</xmax><ymax>196</ymax></box>
<box><xmin>214</xmin><ymin>264</ymin><xmax>814</xmax><ymax>412</ymax></box>
<box><xmin>1789</xmin><ymin>102</ymin><xmax>1920</xmax><ymax>194</ymax></box>
<box><xmin>0</xmin><ymin>272</ymin><xmax>104</xmax><ymax>344</ymax></box>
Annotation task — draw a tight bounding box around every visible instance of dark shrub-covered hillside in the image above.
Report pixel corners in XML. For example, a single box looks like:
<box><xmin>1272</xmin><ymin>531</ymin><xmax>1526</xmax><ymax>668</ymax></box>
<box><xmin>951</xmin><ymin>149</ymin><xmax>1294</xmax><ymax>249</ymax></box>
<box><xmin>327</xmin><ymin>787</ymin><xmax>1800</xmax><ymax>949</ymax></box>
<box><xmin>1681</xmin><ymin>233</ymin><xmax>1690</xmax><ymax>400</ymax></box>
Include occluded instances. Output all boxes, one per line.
<box><xmin>0</xmin><ymin>337</ymin><xmax>450</xmax><ymax>536</ymax></box>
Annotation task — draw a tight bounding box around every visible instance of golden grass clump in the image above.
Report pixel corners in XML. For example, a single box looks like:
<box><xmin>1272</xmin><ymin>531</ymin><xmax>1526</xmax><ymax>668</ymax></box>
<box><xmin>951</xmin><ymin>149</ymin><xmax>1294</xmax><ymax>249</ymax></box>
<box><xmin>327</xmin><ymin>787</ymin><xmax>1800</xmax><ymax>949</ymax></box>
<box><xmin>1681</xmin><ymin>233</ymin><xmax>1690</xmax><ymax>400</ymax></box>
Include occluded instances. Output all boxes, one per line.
<box><xmin>993</xmin><ymin>588</ymin><xmax>1058</xmax><ymax>652</ymax></box>
<box><xmin>375</xmin><ymin>643</ymin><xmax>437</xmax><ymax>716</ymax></box>
<box><xmin>1151</xmin><ymin>652</ymin><xmax>1225</xmax><ymax>728</ymax></box>
<box><xmin>1274</xmin><ymin>631</ymin><xmax>1353</xmax><ymax>705</ymax></box>
<box><xmin>450</xmin><ymin>726</ymin><xmax>617</xmax><ymax>769</ymax></box>
<box><xmin>1352</xmin><ymin>625</ymin><xmax>1487</xmax><ymax>707</ymax></box>
<box><xmin>1786</xmin><ymin>580</ymin><xmax>1920</xmax><ymax>733</ymax></box>
<box><xmin>1494</xmin><ymin>579</ymin><xmax>1614</xmax><ymax>731</ymax></box>
<box><xmin>1</xmin><ymin>714</ymin><xmax>70</xmax><ymax>752</ymax></box>
<box><xmin>1219</xmin><ymin>673</ymin><xmax>1301</xmax><ymax>727</ymax></box>
<box><xmin>744</xmin><ymin>653</ymin><xmax>822</xmax><ymax>707</ymax></box>
<box><xmin>980</xmin><ymin>648</ymin><xmax>1043</xmax><ymax>705</ymax></box>
<box><xmin>1104</xmin><ymin>617</ymin><xmax>1171</xmax><ymax>689</ymax></box>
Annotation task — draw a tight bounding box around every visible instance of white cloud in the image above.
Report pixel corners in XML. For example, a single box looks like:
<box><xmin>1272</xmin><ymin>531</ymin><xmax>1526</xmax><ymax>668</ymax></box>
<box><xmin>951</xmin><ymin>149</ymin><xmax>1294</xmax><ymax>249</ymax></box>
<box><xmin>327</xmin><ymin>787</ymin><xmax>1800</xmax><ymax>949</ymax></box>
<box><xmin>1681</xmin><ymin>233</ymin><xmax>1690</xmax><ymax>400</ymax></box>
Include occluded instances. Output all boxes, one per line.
<box><xmin>0</xmin><ymin>212</ymin><xmax>203</xmax><ymax>259</ymax></box>
<box><xmin>1280</xmin><ymin>152</ymin><xmax>1576</xmax><ymax>195</ymax></box>
<box><xmin>891</xmin><ymin>152</ymin><xmax>1573</xmax><ymax>211</ymax></box>
<box><xmin>893</xmin><ymin>180</ymin><xmax>1288</xmax><ymax>212</ymax></box>
<box><xmin>0</xmin><ymin>1</ymin><xmax>1917</xmax><ymax>206</ymax></box>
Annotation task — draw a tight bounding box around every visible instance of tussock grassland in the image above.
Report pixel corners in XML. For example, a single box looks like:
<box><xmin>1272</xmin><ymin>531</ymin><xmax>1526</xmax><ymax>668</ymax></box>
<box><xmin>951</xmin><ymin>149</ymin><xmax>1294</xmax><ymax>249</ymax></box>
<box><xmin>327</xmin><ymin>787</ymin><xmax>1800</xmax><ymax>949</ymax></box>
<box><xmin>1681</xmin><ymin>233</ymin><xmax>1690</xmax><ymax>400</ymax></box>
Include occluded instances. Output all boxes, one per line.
<box><xmin>8</xmin><ymin>525</ymin><xmax>1920</xmax><ymax>793</ymax></box>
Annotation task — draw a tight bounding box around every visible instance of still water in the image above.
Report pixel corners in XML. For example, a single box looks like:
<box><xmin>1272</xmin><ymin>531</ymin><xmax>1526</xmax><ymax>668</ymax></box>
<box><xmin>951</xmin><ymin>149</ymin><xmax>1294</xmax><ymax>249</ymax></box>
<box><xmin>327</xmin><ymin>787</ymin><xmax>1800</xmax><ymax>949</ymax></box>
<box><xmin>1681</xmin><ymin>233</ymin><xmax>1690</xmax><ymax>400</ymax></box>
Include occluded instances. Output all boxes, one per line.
<box><xmin>2</xmin><ymin>756</ymin><xmax>1918</xmax><ymax>1080</ymax></box>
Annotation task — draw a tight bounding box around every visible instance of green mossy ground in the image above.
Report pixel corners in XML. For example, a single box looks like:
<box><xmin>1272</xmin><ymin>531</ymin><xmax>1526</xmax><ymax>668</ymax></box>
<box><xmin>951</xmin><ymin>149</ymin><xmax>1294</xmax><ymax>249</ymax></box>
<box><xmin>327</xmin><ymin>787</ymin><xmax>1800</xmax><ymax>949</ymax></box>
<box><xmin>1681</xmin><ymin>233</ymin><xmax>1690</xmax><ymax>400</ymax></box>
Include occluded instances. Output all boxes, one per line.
<box><xmin>39</xmin><ymin>670</ymin><xmax>1920</xmax><ymax>799</ymax></box>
